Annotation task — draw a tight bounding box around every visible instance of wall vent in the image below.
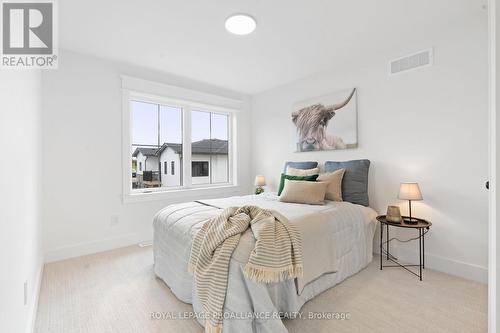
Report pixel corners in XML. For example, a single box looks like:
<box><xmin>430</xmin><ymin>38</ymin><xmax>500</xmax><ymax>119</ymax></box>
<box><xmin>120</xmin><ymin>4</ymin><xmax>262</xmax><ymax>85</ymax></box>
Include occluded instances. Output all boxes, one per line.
<box><xmin>389</xmin><ymin>48</ymin><xmax>433</xmax><ymax>75</ymax></box>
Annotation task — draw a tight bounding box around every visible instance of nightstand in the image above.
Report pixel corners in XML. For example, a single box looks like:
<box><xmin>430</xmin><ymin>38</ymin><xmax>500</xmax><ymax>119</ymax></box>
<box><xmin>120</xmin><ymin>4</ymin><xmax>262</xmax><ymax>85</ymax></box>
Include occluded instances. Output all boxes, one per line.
<box><xmin>377</xmin><ymin>215</ymin><xmax>432</xmax><ymax>281</ymax></box>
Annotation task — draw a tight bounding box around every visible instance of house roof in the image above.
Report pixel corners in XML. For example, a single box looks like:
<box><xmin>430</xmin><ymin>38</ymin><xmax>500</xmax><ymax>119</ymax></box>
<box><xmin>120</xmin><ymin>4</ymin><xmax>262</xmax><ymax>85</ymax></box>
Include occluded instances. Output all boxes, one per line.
<box><xmin>132</xmin><ymin>147</ymin><xmax>158</xmax><ymax>157</ymax></box>
<box><xmin>157</xmin><ymin>143</ymin><xmax>182</xmax><ymax>155</ymax></box>
<box><xmin>134</xmin><ymin>139</ymin><xmax>228</xmax><ymax>158</ymax></box>
<box><xmin>192</xmin><ymin>139</ymin><xmax>228</xmax><ymax>154</ymax></box>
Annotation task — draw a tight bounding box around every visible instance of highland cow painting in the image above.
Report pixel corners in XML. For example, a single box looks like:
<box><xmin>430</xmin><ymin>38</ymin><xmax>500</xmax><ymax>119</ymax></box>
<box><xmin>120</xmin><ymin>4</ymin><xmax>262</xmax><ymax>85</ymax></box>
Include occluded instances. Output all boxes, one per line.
<box><xmin>292</xmin><ymin>88</ymin><xmax>357</xmax><ymax>152</ymax></box>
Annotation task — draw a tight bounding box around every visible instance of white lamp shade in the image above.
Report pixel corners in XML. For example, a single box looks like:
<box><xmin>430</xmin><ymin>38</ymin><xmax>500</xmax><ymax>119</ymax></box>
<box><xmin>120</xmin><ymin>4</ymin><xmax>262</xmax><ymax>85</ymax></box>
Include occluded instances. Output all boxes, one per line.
<box><xmin>398</xmin><ymin>182</ymin><xmax>423</xmax><ymax>201</ymax></box>
<box><xmin>254</xmin><ymin>175</ymin><xmax>266</xmax><ymax>186</ymax></box>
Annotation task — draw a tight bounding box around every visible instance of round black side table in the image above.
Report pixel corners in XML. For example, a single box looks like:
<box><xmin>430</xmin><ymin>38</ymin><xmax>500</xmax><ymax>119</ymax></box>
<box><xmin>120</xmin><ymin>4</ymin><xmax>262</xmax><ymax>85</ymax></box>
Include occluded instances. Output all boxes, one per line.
<box><xmin>377</xmin><ymin>215</ymin><xmax>432</xmax><ymax>281</ymax></box>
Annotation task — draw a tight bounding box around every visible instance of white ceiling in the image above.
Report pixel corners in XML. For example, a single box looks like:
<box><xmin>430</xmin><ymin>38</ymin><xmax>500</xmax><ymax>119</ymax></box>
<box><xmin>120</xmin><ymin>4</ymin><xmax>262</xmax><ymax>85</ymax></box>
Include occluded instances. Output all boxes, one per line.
<box><xmin>60</xmin><ymin>0</ymin><xmax>484</xmax><ymax>94</ymax></box>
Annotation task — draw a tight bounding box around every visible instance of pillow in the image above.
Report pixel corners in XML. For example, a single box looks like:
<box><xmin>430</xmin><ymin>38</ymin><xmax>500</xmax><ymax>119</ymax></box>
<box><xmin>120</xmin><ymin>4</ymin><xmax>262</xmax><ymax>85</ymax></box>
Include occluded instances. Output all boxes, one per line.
<box><xmin>324</xmin><ymin>160</ymin><xmax>370</xmax><ymax>206</ymax></box>
<box><xmin>277</xmin><ymin>173</ymin><xmax>319</xmax><ymax>196</ymax></box>
<box><xmin>283</xmin><ymin>161</ymin><xmax>318</xmax><ymax>173</ymax></box>
<box><xmin>317</xmin><ymin>169</ymin><xmax>345</xmax><ymax>201</ymax></box>
<box><xmin>279</xmin><ymin>180</ymin><xmax>328</xmax><ymax>205</ymax></box>
<box><xmin>286</xmin><ymin>166</ymin><xmax>320</xmax><ymax>176</ymax></box>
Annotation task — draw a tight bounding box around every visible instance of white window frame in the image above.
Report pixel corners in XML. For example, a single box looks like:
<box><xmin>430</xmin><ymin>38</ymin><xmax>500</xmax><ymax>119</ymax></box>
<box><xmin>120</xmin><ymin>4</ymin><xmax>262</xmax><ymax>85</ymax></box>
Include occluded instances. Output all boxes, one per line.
<box><xmin>121</xmin><ymin>76</ymin><xmax>241</xmax><ymax>203</ymax></box>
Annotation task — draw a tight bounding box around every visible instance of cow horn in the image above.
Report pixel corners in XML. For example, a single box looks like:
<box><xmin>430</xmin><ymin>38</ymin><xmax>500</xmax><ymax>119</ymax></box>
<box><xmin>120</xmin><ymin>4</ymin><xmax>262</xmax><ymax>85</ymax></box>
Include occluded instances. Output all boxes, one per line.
<box><xmin>333</xmin><ymin>88</ymin><xmax>356</xmax><ymax>110</ymax></box>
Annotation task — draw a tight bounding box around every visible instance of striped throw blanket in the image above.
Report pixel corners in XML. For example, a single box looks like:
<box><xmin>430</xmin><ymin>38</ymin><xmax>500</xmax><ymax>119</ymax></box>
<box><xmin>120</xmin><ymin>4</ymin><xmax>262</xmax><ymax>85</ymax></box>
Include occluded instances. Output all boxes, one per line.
<box><xmin>188</xmin><ymin>205</ymin><xmax>303</xmax><ymax>333</ymax></box>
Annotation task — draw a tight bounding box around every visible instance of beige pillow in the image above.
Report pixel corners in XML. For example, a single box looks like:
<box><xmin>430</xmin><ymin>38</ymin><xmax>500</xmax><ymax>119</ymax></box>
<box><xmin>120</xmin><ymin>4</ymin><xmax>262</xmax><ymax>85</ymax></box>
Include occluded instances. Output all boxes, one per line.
<box><xmin>286</xmin><ymin>166</ymin><xmax>320</xmax><ymax>176</ymax></box>
<box><xmin>317</xmin><ymin>169</ymin><xmax>345</xmax><ymax>201</ymax></box>
<box><xmin>279</xmin><ymin>180</ymin><xmax>328</xmax><ymax>205</ymax></box>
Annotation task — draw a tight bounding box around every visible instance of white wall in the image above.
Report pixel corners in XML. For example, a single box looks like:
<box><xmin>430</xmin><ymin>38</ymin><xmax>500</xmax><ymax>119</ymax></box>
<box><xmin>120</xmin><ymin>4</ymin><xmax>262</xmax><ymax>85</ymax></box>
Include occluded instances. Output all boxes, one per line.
<box><xmin>491</xmin><ymin>0</ymin><xmax>499</xmax><ymax>329</ymax></box>
<box><xmin>191</xmin><ymin>154</ymin><xmax>228</xmax><ymax>185</ymax></box>
<box><xmin>135</xmin><ymin>152</ymin><xmax>160</xmax><ymax>175</ymax></box>
<box><xmin>251</xmin><ymin>12</ymin><xmax>489</xmax><ymax>282</ymax></box>
<box><xmin>144</xmin><ymin>156</ymin><xmax>159</xmax><ymax>173</ymax></box>
<box><xmin>210</xmin><ymin>154</ymin><xmax>229</xmax><ymax>184</ymax></box>
<box><xmin>159</xmin><ymin>148</ymin><xmax>181</xmax><ymax>187</ymax></box>
<box><xmin>42</xmin><ymin>50</ymin><xmax>253</xmax><ymax>262</ymax></box>
<box><xmin>0</xmin><ymin>71</ymin><xmax>43</xmax><ymax>333</ymax></box>
<box><xmin>496</xmin><ymin>0</ymin><xmax>500</xmax><ymax>326</ymax></box>
<box><xmin>135</xmin><ymin>152</ymin><xmax>145</xmax><ymax>174</ymax></box>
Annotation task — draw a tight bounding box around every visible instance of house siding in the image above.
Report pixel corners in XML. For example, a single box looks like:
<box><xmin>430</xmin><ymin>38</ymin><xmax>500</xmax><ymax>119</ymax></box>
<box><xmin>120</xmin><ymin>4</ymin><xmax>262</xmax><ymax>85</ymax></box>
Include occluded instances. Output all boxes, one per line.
<box><xmin>159</xmin><ymin>147</ymin><xmax>182</xmax><ymax>187</ymax></box>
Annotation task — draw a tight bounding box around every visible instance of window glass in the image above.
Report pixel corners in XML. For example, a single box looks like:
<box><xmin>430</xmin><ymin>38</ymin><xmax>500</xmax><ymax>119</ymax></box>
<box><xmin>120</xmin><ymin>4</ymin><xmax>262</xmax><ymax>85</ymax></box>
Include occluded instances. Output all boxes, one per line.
<box><xmin>192</xmin><ymin>161</ymin><xmax>209</xmax><ymax>177</ymax></box>
<box><xmin>131</xmin><ymin>101</ymin><xmax>182</xmax><ymax>189</ymax></box>
<box><xmin>210</xmin><ymin>113</ymin><xmax>229</xmax><ymax>184</ymax></box>
<box><xmin>159</xmin><ymin>105</ymin><xmax>182</xmax><ymax>187</ymax></box>
<box><xmin>129</xmin><ymin>96</ymin><xmax>231</xmax><ymax>193</ymax></box>
<box><xmin>191</xmin><ymin>111</ymin><xmax>229</xmax><ymax>185</ymax></box>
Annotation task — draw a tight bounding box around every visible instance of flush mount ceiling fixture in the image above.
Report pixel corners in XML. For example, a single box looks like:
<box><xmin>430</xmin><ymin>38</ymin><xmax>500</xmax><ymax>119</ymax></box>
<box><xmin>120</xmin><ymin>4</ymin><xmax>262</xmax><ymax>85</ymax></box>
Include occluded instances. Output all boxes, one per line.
<box><xmin>225</xmin><ymin>14</ymin><xmax>256</xmax><ymax>35</ymax></box>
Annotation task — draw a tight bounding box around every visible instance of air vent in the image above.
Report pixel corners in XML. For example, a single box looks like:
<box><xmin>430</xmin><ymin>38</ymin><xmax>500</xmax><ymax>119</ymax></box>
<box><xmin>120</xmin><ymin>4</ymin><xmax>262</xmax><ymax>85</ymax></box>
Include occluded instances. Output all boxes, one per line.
<box><xmin>389</xmin><ymin>48</ymin><xmax>433</xmax><ymax>75</ymax></box>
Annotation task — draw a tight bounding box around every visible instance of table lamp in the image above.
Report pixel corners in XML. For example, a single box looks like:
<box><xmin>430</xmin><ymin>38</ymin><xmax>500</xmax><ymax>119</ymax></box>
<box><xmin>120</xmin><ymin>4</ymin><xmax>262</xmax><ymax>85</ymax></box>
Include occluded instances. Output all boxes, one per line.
<box><xmin>398</xmin><ymin>182</ymin><xmax>423</xmax><ymax>224</ymax></box>
<box><xmin>254</xmin><ymin>175</ymin><xmax>266</xmax><ymax>195</ymax></box>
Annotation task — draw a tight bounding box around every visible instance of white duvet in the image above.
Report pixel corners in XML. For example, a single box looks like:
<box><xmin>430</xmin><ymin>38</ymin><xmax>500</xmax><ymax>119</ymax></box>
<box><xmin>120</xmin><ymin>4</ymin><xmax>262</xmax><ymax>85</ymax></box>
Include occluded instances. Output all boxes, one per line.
<box><xmin>153</xmin><ymin>193</ymin><xmax>377</xmax><ymax>333</ymax></box>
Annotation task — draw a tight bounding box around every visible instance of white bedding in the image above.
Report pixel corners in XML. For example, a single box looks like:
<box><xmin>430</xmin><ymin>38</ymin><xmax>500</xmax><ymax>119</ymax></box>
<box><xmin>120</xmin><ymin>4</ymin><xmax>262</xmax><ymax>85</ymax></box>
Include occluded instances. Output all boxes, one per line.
<box><xmin>153</xmin><ymin>193</ymin><xmax>377</xmax><ymax>332</ymax></box>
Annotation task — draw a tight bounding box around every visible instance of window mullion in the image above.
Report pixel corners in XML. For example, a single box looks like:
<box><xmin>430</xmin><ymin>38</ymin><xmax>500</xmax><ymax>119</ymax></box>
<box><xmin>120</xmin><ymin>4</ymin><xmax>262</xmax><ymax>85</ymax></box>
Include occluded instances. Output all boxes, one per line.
<box><xmin>209</xmin><ymin>112</ymin><xmax>213</xmax><ymax>184</ymax></box>
<box><xmin>183</xmin><ymin>106</ymin><xmax>192</xmax><ymax>188</ymax></box>
<box><xmin>227</xmin><ymin>114</ymin><xmax>231</xmax><ymax>184</ymax></box>
<box><xmin>157</xmin><ymin>104</ymin><xmax>161</xmax><ymax>184</ymax></box>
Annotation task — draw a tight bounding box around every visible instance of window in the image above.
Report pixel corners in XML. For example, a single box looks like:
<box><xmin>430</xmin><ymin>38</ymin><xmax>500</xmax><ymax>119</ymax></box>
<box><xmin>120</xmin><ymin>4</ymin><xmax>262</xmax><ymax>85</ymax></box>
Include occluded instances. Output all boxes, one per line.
<box><xmin>126</xmin><ymin>90</ymin><xmax>234</xmax><ymax>195</ymax></box>
<box><xmin>191</xmin><ymin>110</ymin><xmax>229</xmax><ymax>185</ymax></box>
<box><xmin>131</xmin><ymin>100</ymin><xmax>183</xmax><ymax>189</ymax></box>
<box><xmin>192</xmin><ymin>161</ymin><xmax>209</xmax><ymax>177</ymax></box>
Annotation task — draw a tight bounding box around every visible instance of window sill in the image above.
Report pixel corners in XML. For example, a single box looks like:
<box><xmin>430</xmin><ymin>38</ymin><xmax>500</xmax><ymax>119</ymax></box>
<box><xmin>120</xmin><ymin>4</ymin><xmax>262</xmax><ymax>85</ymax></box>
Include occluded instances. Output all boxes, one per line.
<box><xmin>123</xmin><ymin>184</ymin><xmax>242</xmax><ymax>204</ymax></box>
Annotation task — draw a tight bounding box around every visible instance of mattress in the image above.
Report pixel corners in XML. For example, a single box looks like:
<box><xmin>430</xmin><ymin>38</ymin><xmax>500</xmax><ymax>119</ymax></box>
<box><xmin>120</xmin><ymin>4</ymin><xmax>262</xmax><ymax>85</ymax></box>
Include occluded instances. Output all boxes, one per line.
<box><xmin>153</xmin><ymin>193</ymin><xmax>377</xmax><ymax>332</ymax></box>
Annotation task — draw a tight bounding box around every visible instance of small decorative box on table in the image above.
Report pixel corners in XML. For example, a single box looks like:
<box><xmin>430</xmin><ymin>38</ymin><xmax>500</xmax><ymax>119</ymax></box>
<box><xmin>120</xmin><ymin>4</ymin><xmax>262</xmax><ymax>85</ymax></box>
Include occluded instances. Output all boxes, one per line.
<box><xmin>376</xmin><ymin>215</ymin><xmax>432</xmax><ymax>281</ymax></box>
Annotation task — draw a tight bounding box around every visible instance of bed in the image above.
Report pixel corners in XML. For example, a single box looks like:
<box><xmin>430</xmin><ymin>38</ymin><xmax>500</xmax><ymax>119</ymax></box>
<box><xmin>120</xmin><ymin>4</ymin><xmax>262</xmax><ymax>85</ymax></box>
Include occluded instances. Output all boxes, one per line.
<box><xmin>153</xmin><ymin>192</ymin><xmax>377</xmax><ymax>333</ymax></box>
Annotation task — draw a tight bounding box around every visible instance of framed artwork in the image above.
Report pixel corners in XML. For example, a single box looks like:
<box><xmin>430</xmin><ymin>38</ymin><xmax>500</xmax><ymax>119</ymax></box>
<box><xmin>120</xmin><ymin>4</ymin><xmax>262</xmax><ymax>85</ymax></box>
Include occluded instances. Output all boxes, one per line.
<box><xmin>292</xmin><ymin>88</ymin><xmax>357</xmax><ymax>152</ymax></box>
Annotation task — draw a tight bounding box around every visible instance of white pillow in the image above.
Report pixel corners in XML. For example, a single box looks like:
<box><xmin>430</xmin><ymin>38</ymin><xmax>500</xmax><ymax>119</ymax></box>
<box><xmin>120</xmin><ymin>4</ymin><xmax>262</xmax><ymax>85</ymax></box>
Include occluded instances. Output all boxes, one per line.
<box><xmin>279</xmin><ymin>180</ymin><xmax>328</xmax><ymax>205</ymax></box>
<box><xmin>286</xmin><ymin>166</ymin><xmax>320</xmax><ymax>176</ymax></box>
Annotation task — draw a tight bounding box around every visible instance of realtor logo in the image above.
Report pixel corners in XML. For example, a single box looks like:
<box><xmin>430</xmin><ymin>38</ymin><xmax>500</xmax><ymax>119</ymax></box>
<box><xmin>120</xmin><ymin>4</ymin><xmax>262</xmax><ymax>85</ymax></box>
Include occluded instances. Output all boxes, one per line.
<box><xmin>1</xmin><ymin>1</ymin><xmax>58</xmax><ymax>68</ymax></box>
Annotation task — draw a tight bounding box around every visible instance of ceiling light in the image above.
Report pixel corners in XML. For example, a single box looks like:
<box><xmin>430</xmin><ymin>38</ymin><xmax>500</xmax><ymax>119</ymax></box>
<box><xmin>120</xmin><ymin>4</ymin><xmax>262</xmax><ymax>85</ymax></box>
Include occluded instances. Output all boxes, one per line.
<box><xmin>225</xmin><ymin>14</ymin><xmax>256</xmax><ymax>35</ymax></box>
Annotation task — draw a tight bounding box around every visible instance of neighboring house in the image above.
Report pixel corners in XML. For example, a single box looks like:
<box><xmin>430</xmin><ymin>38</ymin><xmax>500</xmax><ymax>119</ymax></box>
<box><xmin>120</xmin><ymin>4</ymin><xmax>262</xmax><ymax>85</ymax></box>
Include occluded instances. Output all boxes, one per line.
<box><xmin>190</xmin><ymin>139</ymin><xmax>228</xmax><ymax>185</ymax></box>
<box><xmin>132</xmin><ymin>148</ymin><xmax>159</xmax><ymax>175</ymax></box>
<box><xmin>156</xmin><ymin>138</ymin><xmax>229</xmax><ymax>186</ymax></box>
<box><xmin>157</xmin><ymin>143</ymin><xmax>183</xmax><ymax>187</ymax></box>
<box><xmin>133</xmin><ymin>139</ymin><xmax>229</xmax><ymax>188</ymax></box>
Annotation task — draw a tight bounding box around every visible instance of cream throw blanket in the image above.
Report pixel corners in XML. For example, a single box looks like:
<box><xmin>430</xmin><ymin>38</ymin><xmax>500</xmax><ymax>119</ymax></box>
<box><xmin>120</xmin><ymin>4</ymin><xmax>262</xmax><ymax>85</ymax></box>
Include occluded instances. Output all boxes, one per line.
<box><xmin>188</xmin><ymin>205</ymin><xmax>303</xmax><ymax>333</ymax></box>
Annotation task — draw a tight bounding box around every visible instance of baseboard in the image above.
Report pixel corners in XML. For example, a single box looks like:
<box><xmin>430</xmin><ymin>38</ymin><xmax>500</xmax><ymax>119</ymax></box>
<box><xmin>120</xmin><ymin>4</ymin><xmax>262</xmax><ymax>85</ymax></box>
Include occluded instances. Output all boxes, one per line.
<box><xmin>390</xmin><ymin>246</ymin><xmax>488</xmax><ymax>283</ymax></box>
<box><xmin>44</xmin><ymin>233</ymin><xmax>150</xmax><ymax>263</ymax></box>
<box><xmin>26</xmin><ymin>263</ymin><xmax>44</xmax><ymax>333</ymax></box>
<box><xmin>46</xmin><ymin>232</ymin><xmax>487</xmax><ymax>282</ymax></box>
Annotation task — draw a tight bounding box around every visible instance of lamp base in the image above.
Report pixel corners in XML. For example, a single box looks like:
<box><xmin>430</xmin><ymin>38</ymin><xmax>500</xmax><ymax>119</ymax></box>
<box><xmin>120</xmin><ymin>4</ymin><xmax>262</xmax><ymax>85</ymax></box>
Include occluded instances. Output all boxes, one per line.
<box><xmin>255</xmin><ymin>186</ymin><xmax>264</xmax><ymax>195</ymax></box>
<box><xmin>403</xmin><ymin>217</ymin><xmax>419</xmax><ymax>224</ymax></box>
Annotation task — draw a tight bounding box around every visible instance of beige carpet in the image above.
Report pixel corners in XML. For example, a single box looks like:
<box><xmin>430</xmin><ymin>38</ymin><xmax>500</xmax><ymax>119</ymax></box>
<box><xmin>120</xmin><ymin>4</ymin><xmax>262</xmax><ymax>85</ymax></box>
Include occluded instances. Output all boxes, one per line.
<box><xmin>35</xmin><ymin>246</ymin><xmax>487</xmax><ymax>333</ymax></box>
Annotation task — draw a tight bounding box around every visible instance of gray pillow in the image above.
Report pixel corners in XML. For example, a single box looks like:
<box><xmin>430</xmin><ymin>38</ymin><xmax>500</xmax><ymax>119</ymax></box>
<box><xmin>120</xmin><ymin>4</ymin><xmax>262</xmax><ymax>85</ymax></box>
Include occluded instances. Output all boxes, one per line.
<box><xmin>283</xmin><ymin>161</ymin><xmax>318</xmax><ymax>173</ymax></box>
<box><xmin>324</xmin><ymin>159</ymin><xmax>370</xmax><ymax>206</ymax></box>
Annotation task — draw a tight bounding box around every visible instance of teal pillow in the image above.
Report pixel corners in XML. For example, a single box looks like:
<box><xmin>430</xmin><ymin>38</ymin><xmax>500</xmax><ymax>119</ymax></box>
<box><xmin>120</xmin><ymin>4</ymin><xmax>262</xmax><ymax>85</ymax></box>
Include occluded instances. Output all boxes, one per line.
<box><xmin>278</xmin><ymin>173</ymin><xmax>319</xmax><ymax>196</ymax></box>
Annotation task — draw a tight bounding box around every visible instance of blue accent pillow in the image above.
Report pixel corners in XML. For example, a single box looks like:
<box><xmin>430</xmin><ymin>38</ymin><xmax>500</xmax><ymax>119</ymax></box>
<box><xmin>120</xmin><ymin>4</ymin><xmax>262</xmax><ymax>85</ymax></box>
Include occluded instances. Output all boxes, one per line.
<box><xmin>283</xmin><ymin>161</ymin><xmax>318</xmax><ymax>173</ymax></box>
<box><xmin>324</xmin><ymin>159</ymin><xmax>370</xmax><ymax>206</ymax></box>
